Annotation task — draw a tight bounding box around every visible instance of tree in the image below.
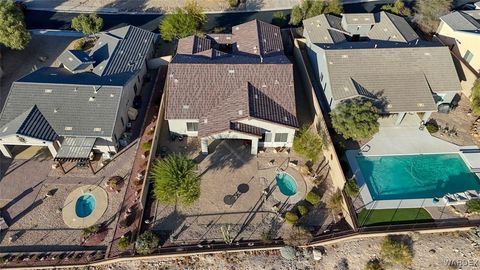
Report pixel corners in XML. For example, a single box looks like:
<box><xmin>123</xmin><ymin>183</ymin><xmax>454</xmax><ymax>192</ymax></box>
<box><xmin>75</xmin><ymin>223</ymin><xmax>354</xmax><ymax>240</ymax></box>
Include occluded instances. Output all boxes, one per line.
<box><xmin>272</xmin><ymin>11</ymin><xmax>288</xmax><ymax>28</ymax></box>
<box><xmin>471</xmin><ymin>80</ymin><xmax>480</xmax><ymax>116</ymax></box>
<box><xmin>380</xmin><ymin>235</ymin><xmax>413</xmax><ymax>268</ymax></box>
<box><xmin>413</xmin><ymin>0</ymin><xmax>452</xmax><ymax>34</ymax></box>
<box><xmin>0</xmin><ymin>0</ymin><xmax>30</xmax><ymax>50</ymax></box>
<box><xmin>293</xmin><ymin>126</ymin><xmax>323</xmax><ymax>163</ymax></box>
<box><xmin>159</xmin><ymin>0</ymin><xmax>206</xmax><ymax>42</ymax></box>
<box><xmin>327</xmin><ymin>189</ymin><xmax>343</xmax><ymax>211</ymax></box>
<box><xmin>344</xmin><ymin>177</ymin><xmax>360</xmax><ymax>197</ymax></box>
<box><xmin>466</xmin><ymin>199</ymin><xmax>480</xmax><ymax>213</ymax></box>
<box><xmin>71</xmin><ymin>13</ymin><xmax>103</xmax><ymax>35</ymax></box>
<box><xmin>135</xmin><ymin>231</ymin><xmax>160</xmax><ymax>255</ymax></box>
<box><xmin>151</xmin><ymin>154</ymin><xmax>200</xmax><ymax>205</ymax></box>
<box><xmin>289</xmin><ymin>0</ymin><xmax>343</xmax><ymax>25</ymax></box>
<box><xmin>381</xmin><ymin>0</ymin><xmax>411</xmax><ymax>17</ymax></box>
<box><xmin>330</xmin><ymin>98</ymin><xmax>380</xmax><ymax>141</ymax></box>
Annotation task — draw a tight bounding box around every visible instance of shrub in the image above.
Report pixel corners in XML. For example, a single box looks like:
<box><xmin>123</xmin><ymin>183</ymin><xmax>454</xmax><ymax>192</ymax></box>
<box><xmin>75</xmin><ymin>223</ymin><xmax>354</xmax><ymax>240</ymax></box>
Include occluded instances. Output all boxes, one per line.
<box><xmin>425</xmin><ymin>122</ymin><xmax>439</xmax><ymax>133</ymax></box>
<box><xmin>466</xmin><ymin>199</ymin><xmax>480</xmax><ymax>213</ymax></box>
<box><xmin>380</xmin><ymin>236</ymin><xmax>413</xmax><ymax>268</ymax></box>
<box><xmin>293</xmin><ymin>125</ymin><xmax>324</xmax><ymax>163</ymax></box>
<box><xmin>141</xmin><ymin>140</ymin><xmax>152</xmax><ymax>152</ymax></box>
<box><xmin>71</xmin><ymin>13</ymin><xmax>103</xmax><ymax>35</ymax></box>
<box><xmin>413</xmin><ymin>0</ymin><xmax>452</xmax><ymax>34</ymax></box>
<box><xmin>327</xmin><ymin>190</ymin><xmax>343</xmax><ymax>211</ymax></box>
<box><xmin>74</xmin><ymin>39</ymin><xmax>86</xmax><ymax>50</ymax></box>
<box><xmin>280</xmin><ymin>246</ymin><xmax>296</xmax><ymax>260</ymax></box>
<box><xmin>159</xmin><ymin>1</ymin><xmax>206</xmax><ymax>41</ymax></box>
<box><xmin>283</xmin><ymin>226</ymin><xmax>313</xmax><ymax>246</ymax></box>
<box><xmin>344</xmin><ymin>178</ymin><xmax>360</xmax><ymax>197</ymax></box>
<box><xmin>284</xmin><ymin>211</ymin><xmax>299</xmax><ymax>224</ymax></box>
<box><xmin>228</xmin><ymin>0</ymin><xmax>239</xmax><ymax>8</ymax></box>
<box><xmin>135</xmin><ymin>231</ymin><xmax>160</xmax><ymax>255</ymax></box>
<box><xmin>297</xmin><ymin>204</ymin><xmax>309</xmax><ymax>217</ymax></box>
<box><xmin>381</xmin><ymin>0</ymin><xmax>411</xmax><ymax>16</ymax></box>
<box><xmin>365</xmin><ymin>258</ymin><xmax>384</xmax><ymax>270</ymax></box>
<box><xmin>118</xmin><ymin>236</ymin><xmax>130</xmax><ymax>251</ymax></box>
<box><xmin>272</xmin><ymin>11</ymin><xmax>288</xmax><ymax>28</ymax></box>
<box><xmin>82</xmin><ymin>225</ymin><xmax>99</xmax><ymax>236</ymax></box>
<box><xmin>289</xmin><ymin>0</ymin><xmax>343</xmax><ymax>25</ymax></box>
<box><xmin>471</xmin><ymin>80</ymin><xmax>480</xmax><ymax>116</ymax></box>
<box><xmin>305</xmin><ymin>191</ymin><xmax>321</xmax><ymax>206</ymax></box>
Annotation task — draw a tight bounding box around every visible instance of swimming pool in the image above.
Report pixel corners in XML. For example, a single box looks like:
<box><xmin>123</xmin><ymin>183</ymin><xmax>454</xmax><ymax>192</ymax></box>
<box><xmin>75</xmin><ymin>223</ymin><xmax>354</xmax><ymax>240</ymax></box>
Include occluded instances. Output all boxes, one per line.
<box><xmin>276</xmin><ymin>172</ymin><xmax>298</xmax><ymax>196</ymax></box>
<box><xmin>75</xmin><ymin>194</ymin><xmax>96</xmax><ymax>218</ymax></box>
<box><xmin>356</xmin><ymin>154</ymin><xmax>480</xmax><ymax>200</ymax></box>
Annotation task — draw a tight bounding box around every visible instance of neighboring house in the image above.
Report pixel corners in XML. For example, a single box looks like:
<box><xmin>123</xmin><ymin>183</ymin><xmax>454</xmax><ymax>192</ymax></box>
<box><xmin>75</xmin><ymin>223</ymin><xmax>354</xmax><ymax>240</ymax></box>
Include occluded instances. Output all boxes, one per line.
<box><xmin>0</xmin><ymin>25</ymin><xmax>157</xmax><ymax>160</ymax></box>
<box><xmin>437</xmin><ymin>10</ymin><xmax>480</xmax><ymax>93</ymax></box>
<box><xmin>165</xmin><ymin>20</ymin><xmax>298</xmax><ymax>155</ymax></box>
<box><xmin>303</xmin><ymin>12</ymin><xmax>461</xmax><ymax>125</ymax></box>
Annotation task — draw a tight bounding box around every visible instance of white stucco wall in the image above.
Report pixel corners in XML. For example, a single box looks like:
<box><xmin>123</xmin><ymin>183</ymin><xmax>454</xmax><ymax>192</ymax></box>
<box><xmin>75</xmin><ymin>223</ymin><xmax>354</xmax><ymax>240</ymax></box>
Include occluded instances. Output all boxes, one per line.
<box><xmin>167</xmin><ymin>119</ymin><xmax>199</xmax><ymax>137</ymax></box>
<box><xmin>237</xmin><ymin>118</ymin><xmax>296</xmax><ymax>148</ymax></box>
<box><xmin>0</xmin><ymin>134</ymin><xmax>58</xmax><ymax>158</ymax></box>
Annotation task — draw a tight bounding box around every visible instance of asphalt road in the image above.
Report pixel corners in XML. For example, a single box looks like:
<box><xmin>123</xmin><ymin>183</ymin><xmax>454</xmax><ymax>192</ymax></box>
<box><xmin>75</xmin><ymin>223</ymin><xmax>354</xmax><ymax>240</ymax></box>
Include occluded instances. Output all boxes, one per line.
<box><xmin>24</xmin><ymin>0</ymin><xmax>477</xmax><ymax>32</ymax></box>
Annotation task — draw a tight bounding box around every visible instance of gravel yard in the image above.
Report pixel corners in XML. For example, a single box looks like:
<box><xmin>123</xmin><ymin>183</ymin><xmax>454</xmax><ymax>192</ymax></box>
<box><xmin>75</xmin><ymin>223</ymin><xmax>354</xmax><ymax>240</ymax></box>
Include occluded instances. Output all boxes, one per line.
<box><xmin>74</xmin><ymin>231</ymin><xmax>480</xmax><ymax>270</ymax></box>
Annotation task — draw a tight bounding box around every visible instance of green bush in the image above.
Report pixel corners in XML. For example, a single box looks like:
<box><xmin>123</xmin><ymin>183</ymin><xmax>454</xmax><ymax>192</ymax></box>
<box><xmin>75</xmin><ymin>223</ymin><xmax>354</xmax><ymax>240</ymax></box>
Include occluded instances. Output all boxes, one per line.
<box><xmin>285</xmin><ymin>211</ymin><xmax>299</xmax><ymax>224</ymax></box>
<box><xmin>141</xmin><ymin>140</ymin><xmax>152</xmax><ymax>152</ymax></box>
<box><xmin>365</xmin><ymin>259</ymin><xmax>384</xmax><ymax>270</ymax></box>
<box><xmin>297</xmin><ymin>204</ymin><xmax>309</xmax><ymax>217</ymax></box>
<box><xmin>471</xmin><ymin>80</ymin><xmax>480</xmax><ymax>116</ymax></box>
<box><xmin>466</xmin><ymin>199</ymin><xmax>480</xmax><ymax>213</ymax></box>
<box><xmin>74</xmin><ymin>39</ymin><xmax>86</xmax><ymax>50</ymax></box>
<box><xmin>305</xmin><ymin>191</ymin><xmax>321</xmax><ymax>206</ymax></box>
<box><xmin>425</xmin><ymin>122</ymin><xmax>439</xmax><ymax>133</ymax></box>
<box><xmin>118</xmin><ymin>236</ymin><xmax>130</xmax><ymax>251</ymax></box>
<box><xmin>82</xmin><ymin>225</ymin><xmax>99</xmax><ymax>236</ymax></box>
<box><xmin>135</xmin><ymin>231</ymin><xmax>160</xmax><ymax>255</ymax></box>
<box><xmin>380</xmin><ymin>236</ymin><xmax>413</xmax><ymax>268</ymax></box>
<box><xmin>327</xmin><ymin>190</ymin><xmax>343</xmax><ymax>211</ymax></box>
<box><xmin>228</xmin><ymin>0</ymin><xmax>239</xmax><ymax>8</ymax></box>
<box><xmin>344</xmin><ymin>178</ymin><xmax>360</xmax><ymax>197</ymax></box>
<box><xmin>293</xmin><ymin>125</ymin><xmax>324</xmax><ymax>163</ymax></box>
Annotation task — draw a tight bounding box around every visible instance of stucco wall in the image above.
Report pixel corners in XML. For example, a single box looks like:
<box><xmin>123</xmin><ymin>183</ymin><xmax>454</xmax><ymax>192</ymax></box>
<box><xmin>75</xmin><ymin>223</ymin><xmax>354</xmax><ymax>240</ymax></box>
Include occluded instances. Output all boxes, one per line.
<box><xmin>237</xmin><ymin>118</ymin><xmax>296</xmax><ymax>148</ymax></box>
<box><xmin>167</xmin><ymin>119</ymin><xmax>199</xmax><ymax>137</ymax></box>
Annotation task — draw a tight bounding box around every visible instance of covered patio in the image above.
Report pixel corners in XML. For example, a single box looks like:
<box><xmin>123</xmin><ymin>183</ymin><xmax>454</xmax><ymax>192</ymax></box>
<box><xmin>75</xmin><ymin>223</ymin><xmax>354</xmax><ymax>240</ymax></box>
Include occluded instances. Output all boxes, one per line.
<box><xmin>54</xmin><ymin>137</ymin><xmax>97</xmax><ymax>175</ymax></box>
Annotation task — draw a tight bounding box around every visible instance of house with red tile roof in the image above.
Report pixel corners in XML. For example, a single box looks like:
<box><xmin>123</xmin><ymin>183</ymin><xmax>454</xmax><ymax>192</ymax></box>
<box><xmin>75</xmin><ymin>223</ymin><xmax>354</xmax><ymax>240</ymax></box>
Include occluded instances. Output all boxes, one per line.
<box><xmin>165</xmin><ymin>20</ymin><xmax>298</xmax><ymax>155</ymax></box>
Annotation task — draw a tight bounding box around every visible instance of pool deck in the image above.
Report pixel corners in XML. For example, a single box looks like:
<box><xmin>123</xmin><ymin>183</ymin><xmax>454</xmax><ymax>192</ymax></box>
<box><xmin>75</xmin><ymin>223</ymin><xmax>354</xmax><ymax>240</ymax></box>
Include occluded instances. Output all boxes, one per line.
<box><xmin>62</xmin><ymin>185</ymin><xmax>108</xmax><ymax>229</ymax></box>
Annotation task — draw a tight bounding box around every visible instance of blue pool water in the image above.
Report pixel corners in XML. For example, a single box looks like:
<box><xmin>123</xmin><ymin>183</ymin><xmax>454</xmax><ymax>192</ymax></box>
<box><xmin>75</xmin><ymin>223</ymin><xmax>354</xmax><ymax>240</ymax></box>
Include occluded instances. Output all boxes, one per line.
<box><xmin>356</xmin><ymin>154</ymin><xmax>480</xmax><ymax>200</ymax></box>
<box><xmin>276</xmin><ymin>172</ymin><xmax>298</xmax><ymax>196</ymax></box>
<box><xmin>75</xmin><ymin>194</ymin><xmax>96</xmax><ymax>218</ymax></box>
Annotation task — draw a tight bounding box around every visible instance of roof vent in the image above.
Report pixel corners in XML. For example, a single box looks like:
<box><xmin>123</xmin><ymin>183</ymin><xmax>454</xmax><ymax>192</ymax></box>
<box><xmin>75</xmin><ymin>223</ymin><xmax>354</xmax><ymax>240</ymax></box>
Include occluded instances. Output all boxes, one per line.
<box><xmin>343</xmin><ymin>87</ymin><xmax>349</xmax><ymax>92</ymax></box>
<box><xmin>274</xmin><ymin>80</ymin><xmax>279</xmax><ymax>85</ymax></box>
<box><xmin>255</xmin><ymin>94</ymin><xmax>258</xmax><ymax>99</ymax></box>
<box><xmin>93</xmin><ymin>128</ymin><xmax>102</xmax><ymax>132</ymax></box>
<box><xmin>228</xmin><ymin>69</ymin><xmax>235</xmax><ymax>74</ymax></box>
<box><xmin>89</xmin><ymin>97</ymin><xmax>95</xmax><ymax>102</ymax></box>
<box><xmin>424</xmin><ymin>52</ymin><xmax>431</xmax><ymax>56</ymax></box>
<box><xmin>2</xmin><ymin>127</ymin><xmax>7</xmax><ymax>133</ymax></box>
<box><xmin>68</xmin><ymin>57</ymin><xmax>73</xmax><ymax>61</ymax></box>
<box><xmin>387</xmin><ymin>104</ymin><xmax>393</xmax><ymax>108</ymax></box>
<box><xmin>226</xmin><ymin>36</ymin><xmax>231</xmax><ymax>40</ymax></box>
<box><xmin>74</xmin><ymin>87</ymin><xmax>78</xmax><ymax>92</ymax></box>
<box><xmin>110</xmin><ymin>93</ymin><xmax>115</xmax><ymax>97</ymax></box>
<box><xmin>182</xmin><ymin>105</ymin><xmax>189</xmax><ymax>110</ymax></box>
<box><xmin>341</xmin><ymin>55</ymin><xmax>348</xmax><ymax>58</ymax></box>
<box><xmin>53</xmin><ymin>108</ymin><xmax>58</xmax><ymax>113</ymax></box>
<box><xmin>64</xmin><ymin>126</ymin><xmax>73</xmax><ymax>131</ymax></box>
<box><xmin>235</xmin><ymin>27</ymin><xmax>239</xmax><ymax>30</ymax></box>
<box><xmin>44</xmin><ymin>89</ymin><xmax>52</xmax><ymax>93</ymax></box>
<box><xmin>417</xmin><ymin>103</ymin><xmax>425</xmax><ymax>107</ymax></box>
<box><xmin>284</xmin><ymin>116</ymin><xmax>288</xmax><ymax>122</ymax></box>
<box><xmin>174</xmin><ymin>79</ymin><xmax>179</xmax><ymax>83</ymax></box>
<box><xmin>204</xmin><ymin>118</ymin><xmax>208</xmax><ymax>123</ymax></box>
<box><xmin>262</xmin><ymin>84</ymin><xmax>267</xmax><ymax>88</ymax></box>
<box><xmin>238</xmin><ymin>110</ymin><xmax>243</xmax><ymax>115</ymax></box>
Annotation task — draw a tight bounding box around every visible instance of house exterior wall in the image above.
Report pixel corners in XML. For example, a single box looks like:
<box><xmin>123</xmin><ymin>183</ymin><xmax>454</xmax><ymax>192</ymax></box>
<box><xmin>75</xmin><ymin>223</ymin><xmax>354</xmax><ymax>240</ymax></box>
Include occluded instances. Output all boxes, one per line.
<box><xmin>237</xmin><ymin>118</ymin><xmax>296</xmax><ymax>148</ymax></box>
<box><xmin>201</xmin><ymin>130</ymin><xmax>259</xmax><ymax>154</ymax></box>
<box><xmin>0</xmin><ymin>134</ymin><xmax>57</xmax><ymax>158</ymax></box>
<box><xmin>167</xmin><ymin>119</ymin><xmax>199</xmax><ymax>137</ymax></box>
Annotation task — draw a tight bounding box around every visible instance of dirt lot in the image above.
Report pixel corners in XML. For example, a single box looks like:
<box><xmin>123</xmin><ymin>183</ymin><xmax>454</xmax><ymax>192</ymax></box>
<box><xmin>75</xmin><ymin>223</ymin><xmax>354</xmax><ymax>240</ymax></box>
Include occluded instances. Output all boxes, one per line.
<box><xmin>81</xmin><ymin>231</ymin><xmax>480</xmax><ymax>270</ymax></box>
<box><xmin>0</xmin><ymin>35</ymin><xmax>76</xmax><ymax>110</ymax></box>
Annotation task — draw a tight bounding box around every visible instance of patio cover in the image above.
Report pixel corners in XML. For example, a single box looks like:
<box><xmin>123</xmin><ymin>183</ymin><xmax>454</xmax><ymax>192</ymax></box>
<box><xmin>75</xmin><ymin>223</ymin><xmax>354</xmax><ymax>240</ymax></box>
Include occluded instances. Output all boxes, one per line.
<box><xmin>55</xmin><ymin>137</ymin><xmax>96</xmax><ymax>161</ymax></box>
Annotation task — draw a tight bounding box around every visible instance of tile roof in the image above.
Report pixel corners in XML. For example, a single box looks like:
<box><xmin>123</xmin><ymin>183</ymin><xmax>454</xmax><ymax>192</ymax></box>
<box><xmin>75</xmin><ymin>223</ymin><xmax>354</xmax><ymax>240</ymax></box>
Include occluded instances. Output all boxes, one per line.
<box><xmin>0</xmin><ymin>105</ymin><xmax>58</xmax><ymax>141</ymax></box>
<box><xmin>303</xmin><ymin>11</ymin><xmax>419</xmax><ymax>46</ymax></box>
<box><xmin>166</xmin><ymin>20</ymin><xmax>297</xmax><ymax>137</ymax></box>
<box><xmin>58</xmin><ymin>50</ymin><xmax>95</xmax><ymax>72</ymax></box>
<box><xmin>324</xmin><ymin>46</ymin><xmax>461</xmax><ymax>112</ymax></box>
<box><xmin>440</xmin><ymin>11</ymin><xmax>480</xmax><ymax>31</ymax></box>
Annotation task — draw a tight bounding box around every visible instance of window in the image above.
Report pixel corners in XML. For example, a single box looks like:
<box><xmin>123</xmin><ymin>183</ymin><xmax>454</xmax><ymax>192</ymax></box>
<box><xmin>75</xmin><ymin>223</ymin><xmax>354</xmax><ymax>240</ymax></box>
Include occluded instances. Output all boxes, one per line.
<box><xmin>464</xmin><ymin>50</ymin><xmax>474</xmax><ymax>63</ymax></box>
<box><xmin>261</xmin><ymin>132</ymin><xmax>272</xmax><ymax>142</ymax></box>
<box><xmin>187</xmin><ymin>122</ymin><xmax>198</xmax><ymax>132</ymax></box>
<box><xmin>274</xmin><ymin>133</ymin><xmax>288</xmax><ymax>143</ymax></box>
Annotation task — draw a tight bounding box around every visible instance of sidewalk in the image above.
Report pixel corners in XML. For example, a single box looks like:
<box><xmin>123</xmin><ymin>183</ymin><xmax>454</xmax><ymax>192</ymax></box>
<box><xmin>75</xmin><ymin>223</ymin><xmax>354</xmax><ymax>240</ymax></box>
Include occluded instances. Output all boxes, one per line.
<box><xmin>24</xmin><ymin>0</ymin><xmax>300</xmax><ymax>13</ymax></box>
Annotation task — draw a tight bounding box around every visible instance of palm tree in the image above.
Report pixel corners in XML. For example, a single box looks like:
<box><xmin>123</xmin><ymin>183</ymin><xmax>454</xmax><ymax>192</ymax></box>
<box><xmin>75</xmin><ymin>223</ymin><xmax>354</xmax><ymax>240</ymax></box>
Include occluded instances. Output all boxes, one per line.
<box><xmin>151</xmin><ymin>154</ymin><xmax>200</xmax><ymax>206</ymax></box>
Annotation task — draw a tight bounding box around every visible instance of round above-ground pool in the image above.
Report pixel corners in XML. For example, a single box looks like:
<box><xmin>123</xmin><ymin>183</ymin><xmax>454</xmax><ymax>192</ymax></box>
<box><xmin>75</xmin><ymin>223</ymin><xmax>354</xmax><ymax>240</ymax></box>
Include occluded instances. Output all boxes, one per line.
<box><xmin>276</xmin><ymin>172</ymin><xmax>298</xmax><ymax>196</ymax></box>
<box><xmin>75</xmin><ymin>194</ymin><xmax>96</xmax><ymax>218</ymax></box>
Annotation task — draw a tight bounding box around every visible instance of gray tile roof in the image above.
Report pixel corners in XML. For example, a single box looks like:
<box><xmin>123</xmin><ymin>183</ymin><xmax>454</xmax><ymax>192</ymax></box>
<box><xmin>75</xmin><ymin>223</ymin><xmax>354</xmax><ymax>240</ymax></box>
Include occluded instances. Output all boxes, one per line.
<box><xmin>55</xmin><ymin>136</ymin><xmax>96</xmax><ymax>160</ymax></box>
<box><xmin>166</xmin><ymin>20</ymin><xmax>297</xmax><ymax>137</ymax></box>
<box><xmin>303</xmin><ymin>11</ymin><xmax>419</xmax><ymax>46</ymax></box>
<box><xmin>324</xmin><ymin>46</ymin><xmax>461</xmax><ymax>112</ymax></box>
<box><xmin>0</xmin><ymin>82</ymin><xmax>122</xmax><ymax>137</ymax></box>
<box><xmin>58</xmin><ymin>50</ymin><xmax>94</xmax><ymax>72</ymax></box>
<box><xmin>90</xmin><ymin>25</ymin><xmax>157</xmax><ymax>77</ymax></box>
<box><xmin>440</xmin><ymin>11</ymin><xmax>480</xmax><ymax>31</ymax></box>
<box><xmin>0</xmin><ymin>105</ymin><xmax>58</xmax><ymax>141</ymax></box>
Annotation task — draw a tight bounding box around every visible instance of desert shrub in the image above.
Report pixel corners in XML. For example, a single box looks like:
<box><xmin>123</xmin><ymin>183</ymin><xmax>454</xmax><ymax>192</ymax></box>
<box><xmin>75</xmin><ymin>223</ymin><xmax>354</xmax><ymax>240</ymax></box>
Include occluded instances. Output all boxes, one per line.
<box><xmin>135</xmin><ymin>231</ymin><xmax>160</xmax><ymax>255</ymax></box>
<box><xmin>82</xmin><ymin>225</ymin><xmax>99</xmax><ymax>236</ymax></box>
<box><xmin>293</xmin><ymin>125</ymin><xmax>324</xmax><ymax>163</ymax></box>
<box><xmin>425</xmin><ymin>122</ymin><xmax>439</xmax><ymax>133</ymax></box>
<box><xmin>305</xmin><ymin>191</ymin><xmax>321</xmax><ymax>206</ymax></box>
<box><xmin>285</xmin><ymin>211</ymin><xmax>299</xmax><ymax>224</ymax></box>
<box><xmin>74</xmin><ymin>39</ymin><xmax>86</xmax><ymax>50</ymax></box>
<box><xmin>283</xmin><ymin>226</ymin><xmax>313</xmax><ymax>246</ymax></box>
<box><xmin>471</xmin><ymin>80</ymin><xmax>480</xmax><ymax>116</ymax></box>
<box><xmin>413</xmin><ymin>0</ymin><xmax>452</xmax><ymax>34</ymax></box>
<box><xmin>297</xmin><ymin>204</ymin><xmax>309</xmax><ymax>217</ymax></box>
<box><xmin>365</xmin><ymin>258</ymin><xmax>385</xmax><ymax>270</ymax></box>
<box><xmin>327</xmin><ymin>190</ymin><xmax>343</xmax><ymax>211</ymax></box>
<box><xmin>466</xmin><ymin>199</ymin><xmax>480</xmax><ymax>213</ymax></box>
<box><xmin>344</xmin><ymin>178</ymin><xmax>360</xmax><ymax>197</ymax></box>
<box><xmin>280</xmin><ymin>246</ymin><xmax>296</xmax><ymax>260</ymax></box>
<box><xmin>141</xmin><ymin>140</ymin><xmax>152</xmax><ymax>152</ymax></box>
<box><xmin>118</xmin><ymin>236</ymin><xmax>130</xmax><ymax>251</ymax></box>
<box><xmin>380</xmin><ymin>235</ymin><xmax>413</xmax><ymax>268</ymax></box>
<box><xmin>228</xmin><ymin>0</ymin><xmax>239</xmax><ymax>8</ymax></box>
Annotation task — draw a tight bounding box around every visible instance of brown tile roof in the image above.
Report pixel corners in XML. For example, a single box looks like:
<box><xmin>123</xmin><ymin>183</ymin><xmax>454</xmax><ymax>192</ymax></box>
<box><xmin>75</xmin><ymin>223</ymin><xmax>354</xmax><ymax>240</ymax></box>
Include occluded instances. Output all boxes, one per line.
<box><xmin>176</xmin><ymin>36</ymin><xmax>212</xmax><ymax>55</ymax></box>
<box><xmin>166</xmin><ymin>20</ymin><xmax>297</xmax><ymax>137</ymax></box>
